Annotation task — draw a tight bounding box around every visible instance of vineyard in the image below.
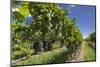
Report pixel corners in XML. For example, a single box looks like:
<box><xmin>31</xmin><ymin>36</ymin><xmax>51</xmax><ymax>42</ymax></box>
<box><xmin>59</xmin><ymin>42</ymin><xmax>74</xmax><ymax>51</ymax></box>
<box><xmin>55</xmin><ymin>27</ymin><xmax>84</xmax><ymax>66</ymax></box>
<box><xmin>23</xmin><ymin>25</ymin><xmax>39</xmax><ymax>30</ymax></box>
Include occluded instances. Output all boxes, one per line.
<box><xmin>11</xmin><ymin>1</ymin><xmax>96</xmax><ymax>66</ymax></box>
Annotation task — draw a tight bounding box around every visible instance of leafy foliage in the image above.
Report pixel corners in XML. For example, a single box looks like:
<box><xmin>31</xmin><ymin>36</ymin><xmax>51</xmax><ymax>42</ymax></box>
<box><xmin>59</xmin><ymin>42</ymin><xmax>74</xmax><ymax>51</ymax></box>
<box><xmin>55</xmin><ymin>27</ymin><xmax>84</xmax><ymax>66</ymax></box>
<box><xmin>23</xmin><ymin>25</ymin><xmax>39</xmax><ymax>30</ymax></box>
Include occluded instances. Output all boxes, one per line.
<box><xmin>85</xmin><ymin>32</ymin><xmax>96</xmax><ymax>49</ymax></box>
<box><xmin>88</xmin><ymin>32</ymin><xmax>96</xmax><ymax>42</ymax></box>
<box><xmin>11</xmin><ymin>1</ymin><xmax>83</xmax><ymax>63</ymax></box>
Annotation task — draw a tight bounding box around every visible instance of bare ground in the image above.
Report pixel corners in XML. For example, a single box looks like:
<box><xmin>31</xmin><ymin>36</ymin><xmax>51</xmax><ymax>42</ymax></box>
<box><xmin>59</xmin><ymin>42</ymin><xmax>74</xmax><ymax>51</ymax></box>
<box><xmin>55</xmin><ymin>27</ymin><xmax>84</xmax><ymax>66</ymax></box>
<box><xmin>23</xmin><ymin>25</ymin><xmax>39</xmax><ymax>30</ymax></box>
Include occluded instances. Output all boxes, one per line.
<box><xmin>69</xmin><ymin>41</ymin><xmax>85</xmax><ymax>62</ymax></box>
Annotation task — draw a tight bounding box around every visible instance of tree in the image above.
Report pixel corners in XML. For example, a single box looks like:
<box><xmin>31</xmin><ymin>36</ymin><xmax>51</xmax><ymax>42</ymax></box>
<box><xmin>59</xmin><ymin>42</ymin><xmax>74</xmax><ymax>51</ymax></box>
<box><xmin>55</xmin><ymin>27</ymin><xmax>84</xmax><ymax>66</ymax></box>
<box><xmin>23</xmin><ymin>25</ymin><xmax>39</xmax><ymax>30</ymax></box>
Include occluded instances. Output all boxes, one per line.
<box><xmin>11</xmin><ymin>1</ymin><xmax>83</xmax><ymax>55</ymax></box>
<box><xmin>86</xmin><ymin>32</ymin><xmax>96</xmax><ymax>42</ymax></box>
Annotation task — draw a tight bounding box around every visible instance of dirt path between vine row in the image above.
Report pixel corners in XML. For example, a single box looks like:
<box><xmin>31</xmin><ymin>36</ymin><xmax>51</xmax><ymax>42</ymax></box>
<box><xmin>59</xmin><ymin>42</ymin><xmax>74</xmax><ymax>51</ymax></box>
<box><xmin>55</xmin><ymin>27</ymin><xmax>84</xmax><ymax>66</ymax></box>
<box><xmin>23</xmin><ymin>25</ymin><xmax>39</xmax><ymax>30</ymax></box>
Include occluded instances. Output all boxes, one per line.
<box><xmin>70</xmin><ymin>41</ymin><xmax>85</xmax><ymax>62</ymax></box>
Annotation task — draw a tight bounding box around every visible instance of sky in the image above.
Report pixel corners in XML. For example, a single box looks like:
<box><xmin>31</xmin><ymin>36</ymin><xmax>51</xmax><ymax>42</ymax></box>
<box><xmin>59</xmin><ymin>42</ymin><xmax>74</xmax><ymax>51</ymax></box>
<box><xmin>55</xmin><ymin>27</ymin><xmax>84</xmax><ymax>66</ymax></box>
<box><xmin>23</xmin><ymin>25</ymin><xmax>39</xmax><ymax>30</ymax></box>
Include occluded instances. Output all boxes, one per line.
<box><xmin>59</xmin><ymin>4</ymin><xmax>96</xmax><ymax>38</ymax></box>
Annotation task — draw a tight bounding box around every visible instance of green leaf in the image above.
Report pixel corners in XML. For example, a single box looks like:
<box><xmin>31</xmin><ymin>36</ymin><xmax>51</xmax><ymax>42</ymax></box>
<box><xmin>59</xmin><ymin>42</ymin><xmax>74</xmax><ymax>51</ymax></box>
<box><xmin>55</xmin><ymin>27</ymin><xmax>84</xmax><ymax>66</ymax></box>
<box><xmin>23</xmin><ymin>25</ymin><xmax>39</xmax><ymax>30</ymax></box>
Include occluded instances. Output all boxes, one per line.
<box><xmin>18</xmin><ymin>6</ymin><xmax>29</xmax><ymax>18</ymax></box>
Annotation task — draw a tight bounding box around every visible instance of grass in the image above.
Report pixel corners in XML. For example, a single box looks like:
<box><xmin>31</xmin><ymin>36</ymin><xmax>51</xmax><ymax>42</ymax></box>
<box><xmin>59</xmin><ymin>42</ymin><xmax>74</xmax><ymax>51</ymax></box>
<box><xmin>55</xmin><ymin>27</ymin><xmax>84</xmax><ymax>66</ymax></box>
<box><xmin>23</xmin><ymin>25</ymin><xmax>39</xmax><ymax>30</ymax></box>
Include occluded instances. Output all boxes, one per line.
<box><xmin>84</xmin><ymin>41</ymin><xmax>96</xmax><ymax>61</ymax></box>
<box><xmin>13</xmin><ymin>48</ymin><xmax>68</xmax><ymax>66</ymax></box>
<box><xmin>12</xmin><ymin>49</ymin><xmax>33</xmax><ymax>60</ymax></box>
<box><xmin>12</xmin><ymin>41</ymin><xmax>96</xmax><ymax>66</ymax></box>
